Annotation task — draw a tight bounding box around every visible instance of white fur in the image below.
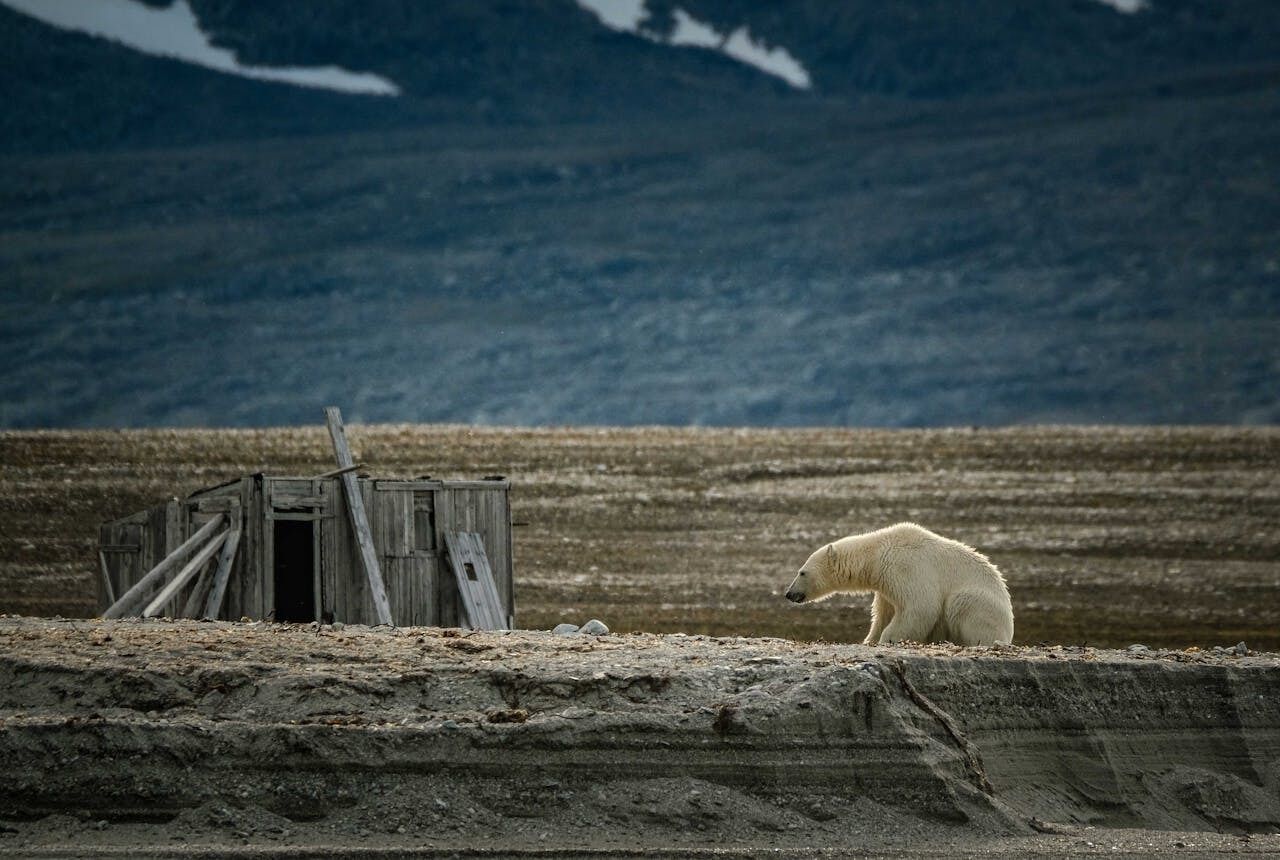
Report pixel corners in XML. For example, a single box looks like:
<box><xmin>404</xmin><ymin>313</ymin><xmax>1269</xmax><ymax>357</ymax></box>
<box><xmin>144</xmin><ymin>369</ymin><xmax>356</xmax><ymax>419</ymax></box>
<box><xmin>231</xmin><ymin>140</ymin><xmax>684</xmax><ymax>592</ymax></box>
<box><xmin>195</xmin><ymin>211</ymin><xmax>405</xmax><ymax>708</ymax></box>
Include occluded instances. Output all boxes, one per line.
<box><xmin>784</xmin><ymin>522</ymin><xmax>1014</xmax><ymax>646</ymax></box>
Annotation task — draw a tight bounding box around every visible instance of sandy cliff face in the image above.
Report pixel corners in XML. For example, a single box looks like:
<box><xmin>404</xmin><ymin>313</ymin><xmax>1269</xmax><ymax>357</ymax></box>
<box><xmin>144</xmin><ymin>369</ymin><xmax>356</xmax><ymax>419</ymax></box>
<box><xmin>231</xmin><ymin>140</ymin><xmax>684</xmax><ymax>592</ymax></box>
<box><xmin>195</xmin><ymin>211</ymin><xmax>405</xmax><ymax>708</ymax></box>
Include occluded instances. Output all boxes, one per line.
<box><xmin>1</xmin><ymin>618</ymin><xmax>1277</xmax><ymax>854</ymax></box>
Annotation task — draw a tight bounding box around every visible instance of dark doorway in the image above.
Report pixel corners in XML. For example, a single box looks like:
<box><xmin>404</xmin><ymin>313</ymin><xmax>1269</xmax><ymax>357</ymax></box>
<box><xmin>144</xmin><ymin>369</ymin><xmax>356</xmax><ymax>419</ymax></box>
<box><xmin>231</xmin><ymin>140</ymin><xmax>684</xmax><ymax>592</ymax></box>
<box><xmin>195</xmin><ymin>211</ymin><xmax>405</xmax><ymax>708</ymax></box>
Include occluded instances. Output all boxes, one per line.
<box><xmin>273</xmin><ymin>520</ymin><xmax>316</xmax><ymax>622</ymax></box>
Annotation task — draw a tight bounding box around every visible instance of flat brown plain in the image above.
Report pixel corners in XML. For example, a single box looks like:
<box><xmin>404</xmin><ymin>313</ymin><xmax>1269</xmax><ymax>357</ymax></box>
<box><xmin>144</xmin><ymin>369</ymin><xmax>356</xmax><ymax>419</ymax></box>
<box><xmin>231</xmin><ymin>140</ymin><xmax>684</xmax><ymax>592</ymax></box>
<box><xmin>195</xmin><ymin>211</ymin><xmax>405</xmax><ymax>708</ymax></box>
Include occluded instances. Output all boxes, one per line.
<box><xmin>1</xmin><ymin>425</ymin><xmax>1277</xmax><ymax>649</ymax></box>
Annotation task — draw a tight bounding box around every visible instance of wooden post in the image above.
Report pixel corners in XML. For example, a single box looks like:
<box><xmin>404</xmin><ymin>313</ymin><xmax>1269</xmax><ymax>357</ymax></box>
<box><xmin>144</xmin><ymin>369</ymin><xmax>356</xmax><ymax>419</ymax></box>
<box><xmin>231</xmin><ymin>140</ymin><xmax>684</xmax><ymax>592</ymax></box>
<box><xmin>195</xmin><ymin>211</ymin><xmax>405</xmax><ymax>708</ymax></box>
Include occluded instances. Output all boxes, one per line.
<box><xmin>324</xmin><ymin>407</ymin><xmax>393</xmax><ymax>625</ymax></box>
<box><xmin>143</xmin><ymin>530</ymin><xmax>229</xmax><ymax>618</ymax></box>
<box><xmin>202</xmin><ymin>529</ymin><xmax>242</xmax><ymax>621</ymax></box>
<box><xmin>102</xmin><ymin>514</ymin><xmax>225</xmax><ymax>619</ymax></box>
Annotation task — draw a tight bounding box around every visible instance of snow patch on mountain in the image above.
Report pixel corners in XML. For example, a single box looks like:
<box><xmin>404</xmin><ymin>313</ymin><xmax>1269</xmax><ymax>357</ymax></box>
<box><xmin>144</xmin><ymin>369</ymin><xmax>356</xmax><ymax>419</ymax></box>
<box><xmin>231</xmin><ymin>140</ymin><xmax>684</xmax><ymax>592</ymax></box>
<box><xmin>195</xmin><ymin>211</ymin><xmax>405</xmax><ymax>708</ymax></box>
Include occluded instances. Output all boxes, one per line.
<box><xmin>1</xmin><ymin>0</ymin><xmax>400</xmax><ymax>96</ymax></box>
<box><xmin>577</xmin><ymin>0</ymin><xmax>811</xmax><ymax>89</ymax></box>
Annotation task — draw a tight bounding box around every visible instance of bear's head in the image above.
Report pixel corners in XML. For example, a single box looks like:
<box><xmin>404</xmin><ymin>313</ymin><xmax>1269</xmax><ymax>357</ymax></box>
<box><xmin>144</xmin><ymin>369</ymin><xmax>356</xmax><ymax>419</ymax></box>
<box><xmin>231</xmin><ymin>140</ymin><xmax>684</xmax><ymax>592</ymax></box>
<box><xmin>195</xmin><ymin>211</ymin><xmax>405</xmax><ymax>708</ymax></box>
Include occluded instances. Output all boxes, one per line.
<box><xmin>784</xmin><ymin>543</ymin><xmax>838</xmax><ymax>604</ymax></box>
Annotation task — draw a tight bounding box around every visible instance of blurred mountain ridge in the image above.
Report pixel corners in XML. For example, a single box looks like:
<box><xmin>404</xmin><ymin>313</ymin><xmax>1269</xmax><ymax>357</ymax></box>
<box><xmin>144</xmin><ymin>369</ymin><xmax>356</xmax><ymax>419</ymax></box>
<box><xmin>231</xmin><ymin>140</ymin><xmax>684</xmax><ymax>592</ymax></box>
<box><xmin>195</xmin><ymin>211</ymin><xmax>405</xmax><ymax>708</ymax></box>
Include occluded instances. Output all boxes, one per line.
<box><xmin>5</xmin><ymin>0</ymin><xmax>1280</xmax><ymax>151</ymax></box>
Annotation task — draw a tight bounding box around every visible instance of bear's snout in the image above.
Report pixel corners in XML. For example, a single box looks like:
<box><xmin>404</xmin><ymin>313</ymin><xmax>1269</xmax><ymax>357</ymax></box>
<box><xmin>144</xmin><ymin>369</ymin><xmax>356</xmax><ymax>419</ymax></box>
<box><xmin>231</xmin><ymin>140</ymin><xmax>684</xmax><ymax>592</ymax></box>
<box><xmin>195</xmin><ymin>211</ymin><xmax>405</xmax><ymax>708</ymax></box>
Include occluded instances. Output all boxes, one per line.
<box><xmin>785</xmin><ymin>589</ymin><xmax>805</xmax><ymax>604</ymax></box>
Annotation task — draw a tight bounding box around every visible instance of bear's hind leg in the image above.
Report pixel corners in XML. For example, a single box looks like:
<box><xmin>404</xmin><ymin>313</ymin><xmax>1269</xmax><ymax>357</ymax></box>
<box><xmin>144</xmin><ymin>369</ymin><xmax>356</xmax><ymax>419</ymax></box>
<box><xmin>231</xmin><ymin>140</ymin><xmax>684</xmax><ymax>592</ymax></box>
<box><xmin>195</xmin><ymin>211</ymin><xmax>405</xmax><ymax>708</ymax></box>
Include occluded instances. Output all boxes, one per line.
<box><xmin>945</xmin><ymin>591</ymin><xmax>1014</xmax><ymax>646</ymax></box>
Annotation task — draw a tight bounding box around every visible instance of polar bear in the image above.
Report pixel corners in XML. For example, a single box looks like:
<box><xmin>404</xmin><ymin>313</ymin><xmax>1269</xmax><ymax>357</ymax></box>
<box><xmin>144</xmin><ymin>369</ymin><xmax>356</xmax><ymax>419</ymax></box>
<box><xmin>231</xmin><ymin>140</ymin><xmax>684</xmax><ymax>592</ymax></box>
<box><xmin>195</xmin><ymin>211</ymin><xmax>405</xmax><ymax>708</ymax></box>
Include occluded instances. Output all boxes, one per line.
<box><xmin>784</xmin><ymin>522</ymin><xmax>1013</xmax><ymax>646</ymax></box>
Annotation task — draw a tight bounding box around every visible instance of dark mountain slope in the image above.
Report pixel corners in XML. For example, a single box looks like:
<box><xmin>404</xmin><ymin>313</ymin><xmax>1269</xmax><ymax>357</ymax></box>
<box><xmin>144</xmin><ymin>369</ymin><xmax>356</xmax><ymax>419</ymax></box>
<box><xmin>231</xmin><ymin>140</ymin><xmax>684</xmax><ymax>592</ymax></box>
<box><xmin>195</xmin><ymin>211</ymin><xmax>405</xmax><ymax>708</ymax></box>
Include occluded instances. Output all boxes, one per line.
<box><xmin>651</xmin><ymin>0</ymin><xmax>1280</xmax><ymax>98</ymax></box>
<box><xmin>6</xmin><ymin>0</ymin><xmax>1280</xmax><ymax>152</ymax></box>
<box><xmin>0</xmin><ymin>2</ymin><xmax>803</xmax><ymax>153</ymax></box>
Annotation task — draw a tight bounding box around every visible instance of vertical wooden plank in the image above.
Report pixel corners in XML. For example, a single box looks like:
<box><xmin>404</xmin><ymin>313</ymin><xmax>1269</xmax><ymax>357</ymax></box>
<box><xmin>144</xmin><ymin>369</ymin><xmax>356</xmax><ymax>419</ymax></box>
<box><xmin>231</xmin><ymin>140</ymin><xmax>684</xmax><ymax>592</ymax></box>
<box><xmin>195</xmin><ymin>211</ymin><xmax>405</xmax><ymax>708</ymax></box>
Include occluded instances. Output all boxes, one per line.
<box><xmin>358</xmin><ymin>478</ymin><xmax>381</xmax><ymax>623</ymax></box>
<box><xmin>502</xmin><ymin>488</ymin><xmax>514</xmax><ymax>627</ymax></box>
<box><xmin>122</xmin><ymin>523</ymin><xmax>142</xmax><ymax>596</ymax></box>
<box><xmin>167</xmin><ymin>505</ymin><xmax>199</xmax><ymax>617</ymax></box>
<box><xmin>478</xmin><ymin>487</ymin><xmax>513</xmax><ymax>623</ymax></box>
<box><xmin>325</xmin><ymin>407</ymin><xmax>392</xmax><ymax>625</ymax></box>
<box><xmin>263</xmin><ymin>479</ymin><xmax>275</xmax><ymax>620</ymax></box>
<box><xmin>163</xmin><ymin>499</ymin><xmax>185</xmax><ymax>616</ymax></box>
<box><xmin>411</xmin><ymin>491</ymin><xmax>436</xmax><ymax>626</ymax></box>
<box><xmin>413</xmin><ymin>492</ymin><xmax>435</xmax><ymax>550</ymax></box>
<box><xmin>434</xmin><ymin>488</ymin><xmax>458</xmax><ymax>626</ymax></box>
<box><xmin>312</xmin><ymin>505</ymin><xmax>322</xmax><ymax>623</ymax></box>
<box><xmin>144</xmin><ymin>506</ymin><xmax>167</xmax><ymax>587</ymax></box>
<box><xmin>320</xmin><ymin>478</ymin><xmax>337</xmax><ymax>622</ymax></box>
<box><xmin>396</xmin><ymin>490</ymin><xmax>412</xmax><ymax>557</ymax></box>
<box><xmin>252</xmin><ymin>475</ymin><xmax>266</xmax><ymax>619</ymax></box>
<box><xmin>389</xmin><ymin>557</ymin><xmax>412</xmax><ymax>627</ymax></box>
<box><xmin>331</xmin><ymin>476</ymin><xmax>351</xmax><ymax>622</ymax></box>
<box><xmin>165</xmin><ymin>499</ymin><xmax>183</xmax><ymax>555</ymax></box>
<box><xmin>226</xmin><ymin>479</ymin><xmax>247</xmax><ymax>619</ymax></box>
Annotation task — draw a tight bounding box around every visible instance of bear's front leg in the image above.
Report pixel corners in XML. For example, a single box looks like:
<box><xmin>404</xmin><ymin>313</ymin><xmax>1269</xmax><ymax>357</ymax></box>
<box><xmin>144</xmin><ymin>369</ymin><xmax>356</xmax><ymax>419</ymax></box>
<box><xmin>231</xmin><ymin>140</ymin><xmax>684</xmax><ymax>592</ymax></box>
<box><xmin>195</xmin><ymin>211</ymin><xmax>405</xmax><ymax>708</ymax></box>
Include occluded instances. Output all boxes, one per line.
<box><xmin>878</xmin><ymin>602</ymin><xmax>942</xmax><ymax>645</ymax></box>
<box><xmin>864</xmin><ymin>592</ymin><xmax>895</xmax><ymax>645</ymax></box>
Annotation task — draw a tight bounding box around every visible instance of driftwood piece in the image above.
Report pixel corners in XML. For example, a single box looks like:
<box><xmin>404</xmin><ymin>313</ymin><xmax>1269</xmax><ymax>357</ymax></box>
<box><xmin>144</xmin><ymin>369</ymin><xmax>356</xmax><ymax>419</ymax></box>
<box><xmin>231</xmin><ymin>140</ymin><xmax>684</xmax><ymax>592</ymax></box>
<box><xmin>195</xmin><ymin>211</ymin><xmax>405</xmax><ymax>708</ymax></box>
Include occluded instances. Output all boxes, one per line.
<box><xmin>102</xmin><ymin>514</ymin><xmax>225</xmax><ymax>619</ymax></box>
<box><xmin>325</xmin><ymin>407</ymin><xmax>392</xmax><ymax>625</ymax></box>
<box><xmin>143</xmin><ymin>530</ymin><xmax>229</xmax><ymax>618</ymax></box>
<box><xmin>202</xmin><ymin>529</ymin><xmax>242</xmax><ymax>621</ymax></box>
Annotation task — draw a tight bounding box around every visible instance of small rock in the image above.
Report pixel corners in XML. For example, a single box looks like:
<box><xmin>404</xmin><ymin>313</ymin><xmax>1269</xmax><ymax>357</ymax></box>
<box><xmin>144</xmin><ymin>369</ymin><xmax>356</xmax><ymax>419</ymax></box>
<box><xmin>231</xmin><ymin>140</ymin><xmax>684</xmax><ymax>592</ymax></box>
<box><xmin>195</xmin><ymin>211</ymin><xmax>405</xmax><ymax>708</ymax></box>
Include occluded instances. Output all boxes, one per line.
<box><xmin>1127</xmin><ymin>644</ymin><xmax>1150</xmax><ymax>653</ymax></box>
<box><xmin>1234</xmin><ymin>642</ymin><xmax>1250</xmax><ymax>656</ymax></box>
<box><xmin>434</xmin><ymin>798</ymin><xmax>449</xmax><ymax>810</ymax></box>
<box><xmin>580</xmin><ymin>619</ymin><xmax>610</xmax><ymax>635</ymax></box>
<box><xmin>441</xmin><ymin>720</ymin><xmax>460</xmax><ymax>731</ymax></box>
<box><xmin>853</xmin><ymin>661</ymin><xmax>883</xmax><ymax>679</ymax></box>
<box><xmin>552</xmin><ymin>623</ymin><xmax>580</xmax><ymax>636</ymax></box>
<box><xmin>331</xmin><ymin>622</ymin><xmax>345</xmax><ymax>631</ymax></box>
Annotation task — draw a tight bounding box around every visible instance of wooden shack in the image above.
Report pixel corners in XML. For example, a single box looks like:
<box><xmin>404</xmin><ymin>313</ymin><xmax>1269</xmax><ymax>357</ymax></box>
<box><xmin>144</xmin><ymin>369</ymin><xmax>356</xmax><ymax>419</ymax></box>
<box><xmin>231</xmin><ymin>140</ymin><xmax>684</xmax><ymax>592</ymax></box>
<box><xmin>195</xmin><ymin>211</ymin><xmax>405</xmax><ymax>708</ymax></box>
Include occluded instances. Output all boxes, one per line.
<box><xmin>97</xmin><ymin>472</ymin><xmax>513</xmax><ymax>628</ymax></box>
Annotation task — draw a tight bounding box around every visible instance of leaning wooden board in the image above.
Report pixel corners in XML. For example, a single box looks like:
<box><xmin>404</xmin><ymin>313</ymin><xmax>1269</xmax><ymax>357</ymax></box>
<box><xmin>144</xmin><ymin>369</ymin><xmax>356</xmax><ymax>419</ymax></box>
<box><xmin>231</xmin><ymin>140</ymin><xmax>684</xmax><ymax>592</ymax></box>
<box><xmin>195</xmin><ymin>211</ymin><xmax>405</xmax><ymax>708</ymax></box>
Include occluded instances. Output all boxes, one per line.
<box><xmin>442</xmin><ymin>531</ymin><xmax>507</xmax><ymax>631</ymax></box>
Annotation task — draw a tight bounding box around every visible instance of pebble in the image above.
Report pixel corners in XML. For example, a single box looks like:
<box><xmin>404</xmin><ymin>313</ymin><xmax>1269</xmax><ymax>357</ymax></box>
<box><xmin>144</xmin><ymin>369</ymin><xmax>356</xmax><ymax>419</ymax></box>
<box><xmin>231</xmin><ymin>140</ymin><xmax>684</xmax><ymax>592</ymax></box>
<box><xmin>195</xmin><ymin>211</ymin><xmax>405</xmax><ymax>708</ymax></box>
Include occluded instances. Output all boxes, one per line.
<box><xmin>580</xmin><ymin>619</ymin><xmax>610</xmax><ymax>636</ymax></box>
<box><xmin>1235</xmin><ymin>642</ymin><xmax>1249</xmax><ymax>656</ymax></box>
<box><xmin>552</xmin><ymin>623</ymin><xmax>580</xmax><ymax>636</ymax></box>
<box><xmin>1127</xmin><ymin>644</ymin><xmax>1150</xmax><ymax>652</ymax></box>
<box><xmin>441</xmin><ymin>720</ymin><xmax>460</xmax><ymax>731</ymax></box>
<box><xmin>853</xmin><ymin>661</ymin><xmax>883</xmax><ymax>679</ymax></box>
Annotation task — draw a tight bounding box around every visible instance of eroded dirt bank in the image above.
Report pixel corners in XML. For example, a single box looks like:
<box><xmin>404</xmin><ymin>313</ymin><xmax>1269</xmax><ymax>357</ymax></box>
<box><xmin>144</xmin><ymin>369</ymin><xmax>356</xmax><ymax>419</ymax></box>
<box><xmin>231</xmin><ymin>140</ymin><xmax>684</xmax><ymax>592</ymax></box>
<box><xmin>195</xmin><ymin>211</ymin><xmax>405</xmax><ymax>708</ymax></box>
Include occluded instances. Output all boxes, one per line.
<box><xmin>2</xmin><ymin>617</ymin><xmax>1279</xmax><ymax>857</ymax></box>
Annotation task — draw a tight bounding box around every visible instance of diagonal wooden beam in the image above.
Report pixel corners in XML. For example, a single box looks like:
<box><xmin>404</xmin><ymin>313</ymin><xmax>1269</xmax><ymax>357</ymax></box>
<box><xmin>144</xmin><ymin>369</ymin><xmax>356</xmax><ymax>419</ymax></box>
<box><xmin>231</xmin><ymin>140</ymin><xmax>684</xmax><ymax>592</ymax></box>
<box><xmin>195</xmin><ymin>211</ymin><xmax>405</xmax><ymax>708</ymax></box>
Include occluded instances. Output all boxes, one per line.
<box><xmin>143</xmin><ymin>529</ymin><xmax>228</xmax><ymax>618</ymax></box>
<box><xmin>324</xmin><ymin>407</ymin><xmax>392</xmax><ymax>625</ymax></box>
<box><xmin>102</xmin><ymin>514</ymin><xmax>225</xmax><ymax>619</ymax></box>
<box><xmin>201</xmin><ymin>528</ymin><xmax>242</xmax><ymax>621</ymax></box>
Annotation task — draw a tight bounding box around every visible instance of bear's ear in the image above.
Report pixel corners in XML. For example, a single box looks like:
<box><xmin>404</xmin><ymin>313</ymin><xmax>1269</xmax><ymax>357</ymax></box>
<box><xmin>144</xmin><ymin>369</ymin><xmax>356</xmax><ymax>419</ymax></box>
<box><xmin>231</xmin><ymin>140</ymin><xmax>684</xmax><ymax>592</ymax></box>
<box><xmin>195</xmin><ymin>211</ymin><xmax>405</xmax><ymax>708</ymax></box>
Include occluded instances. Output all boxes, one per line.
<box><xmin>825</xmin><ymin>543</ymin><xmax>836</xmax><ymax>563</ymax></box>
